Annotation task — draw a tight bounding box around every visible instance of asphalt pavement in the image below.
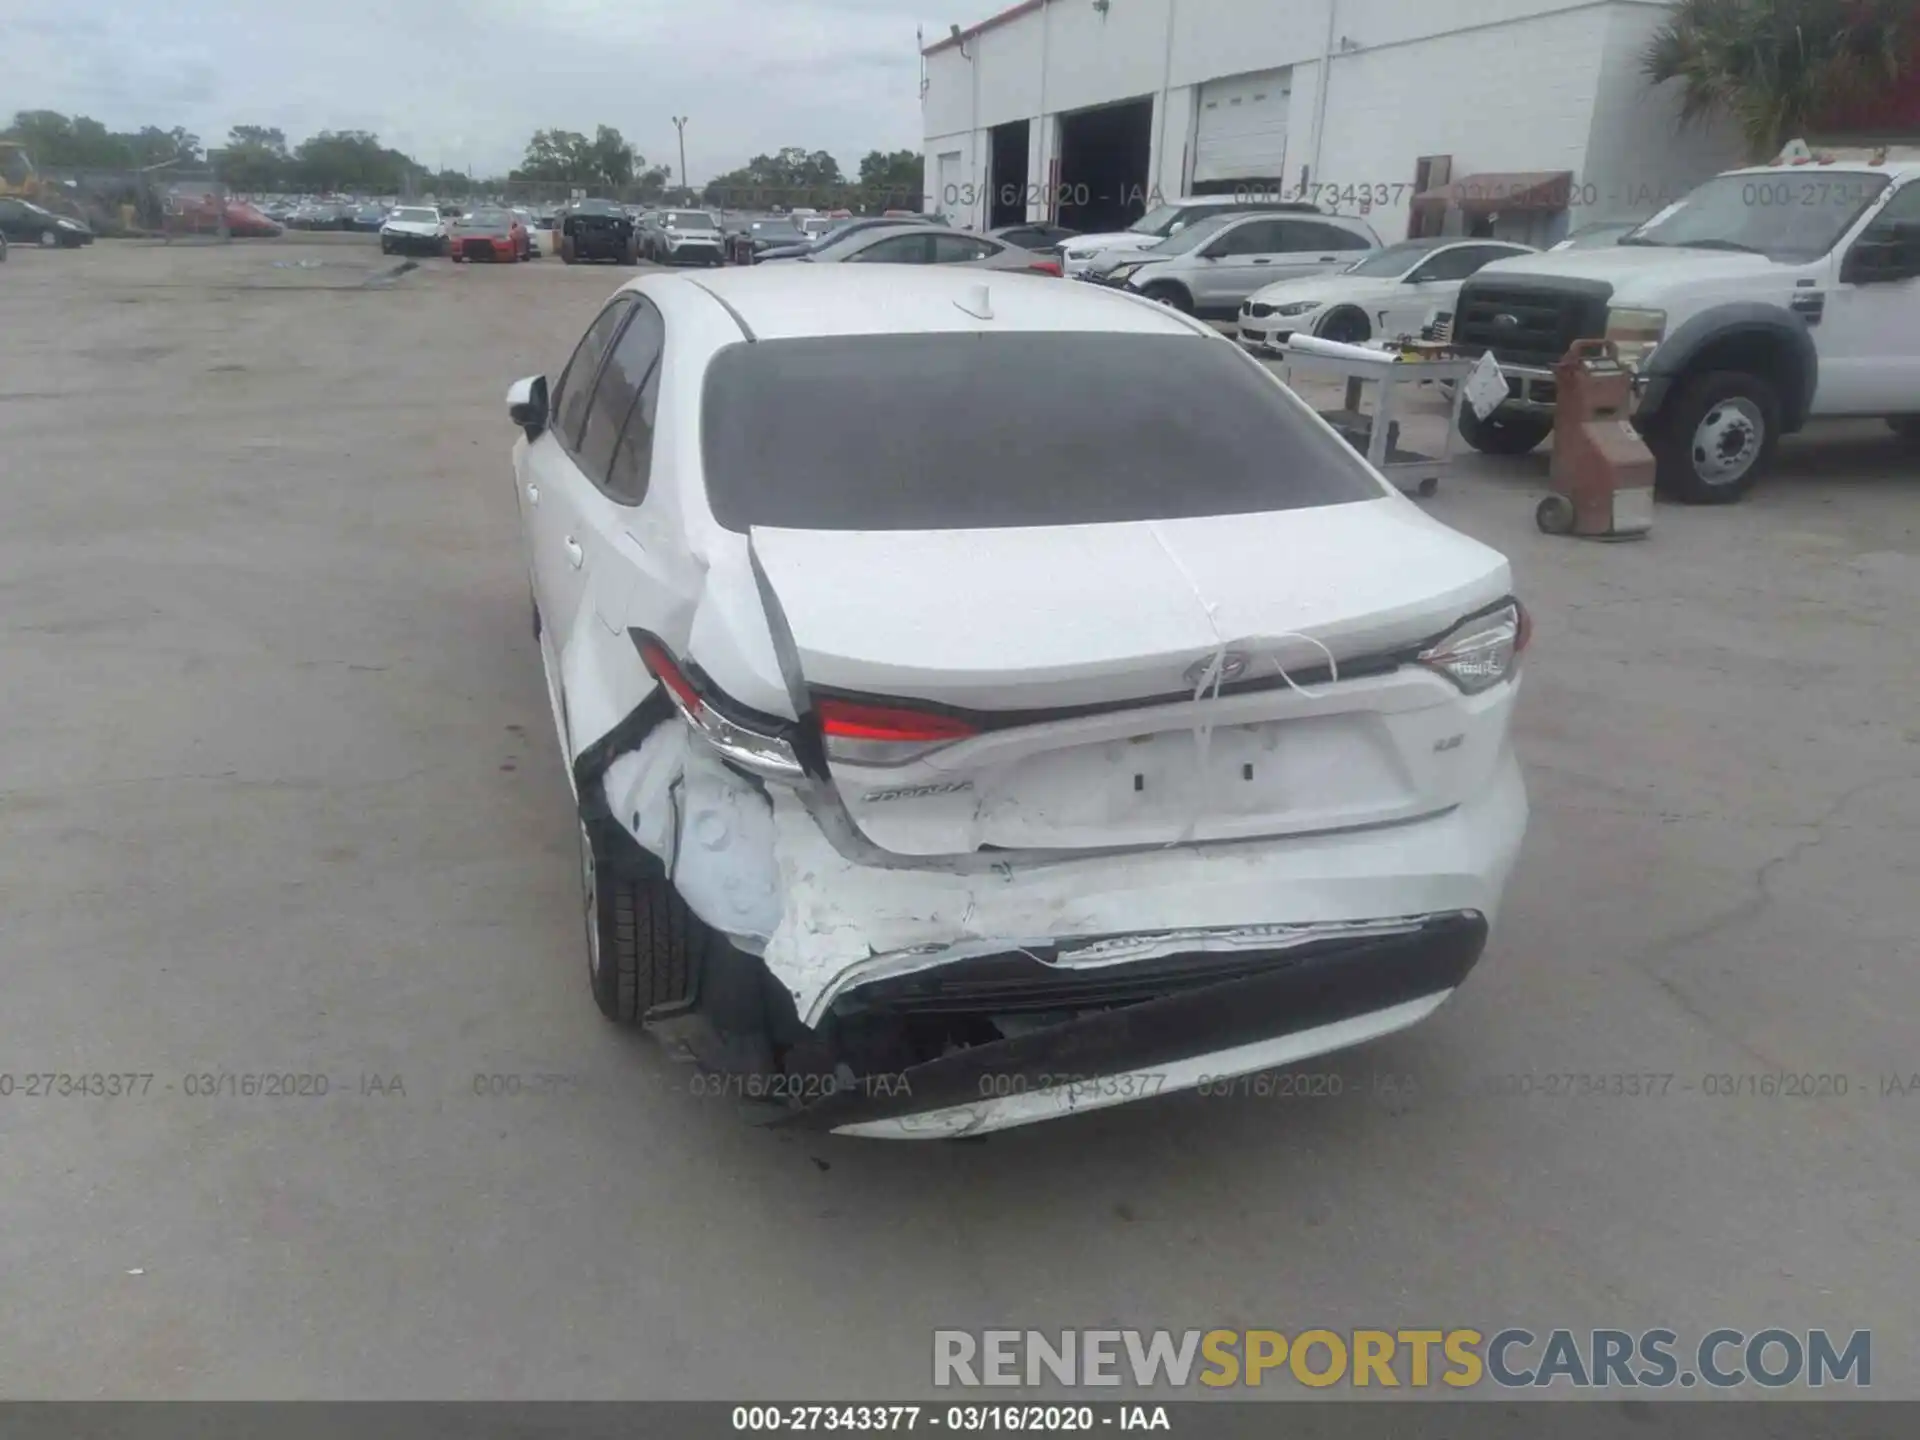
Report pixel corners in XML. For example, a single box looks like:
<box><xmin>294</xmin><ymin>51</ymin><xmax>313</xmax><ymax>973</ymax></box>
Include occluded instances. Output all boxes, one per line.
<box><xmin>1</xmin><ymin>239</ymin><xmax>1916</xmax><ymax>1399</ymax></box>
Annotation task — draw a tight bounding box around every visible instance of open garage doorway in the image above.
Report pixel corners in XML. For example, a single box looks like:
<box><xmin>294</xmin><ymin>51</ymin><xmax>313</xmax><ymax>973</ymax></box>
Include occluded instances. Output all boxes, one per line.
<box><xmin>988</xmin><ymin>120</ymin><xmax>1030</xmax><ymax>228</ymax></box>
<box><xmin>1055</xmin><ymin>97</ymin><xmax>1152</xmax><ymax>234</ymax></box>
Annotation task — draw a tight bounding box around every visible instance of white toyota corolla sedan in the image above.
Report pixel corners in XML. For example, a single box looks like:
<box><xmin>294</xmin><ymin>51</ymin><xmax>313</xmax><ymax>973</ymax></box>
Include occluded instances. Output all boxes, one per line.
<box><xmin>506</xmin><ymin>265</ymin><xmax>1530</xmax><ymax>1138</ymax></box>
<box><xmin>1236</xmin><ymin>238</ymin><xmax>1536</xmax><ymax>351</ymax></box>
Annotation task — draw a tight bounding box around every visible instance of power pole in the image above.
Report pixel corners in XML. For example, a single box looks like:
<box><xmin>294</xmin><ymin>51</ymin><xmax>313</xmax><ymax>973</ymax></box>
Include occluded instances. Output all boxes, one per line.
<box><xmin>672</xmin><ymin>117</ymin><xmax>689</xmax><ymax>203</ymax></box>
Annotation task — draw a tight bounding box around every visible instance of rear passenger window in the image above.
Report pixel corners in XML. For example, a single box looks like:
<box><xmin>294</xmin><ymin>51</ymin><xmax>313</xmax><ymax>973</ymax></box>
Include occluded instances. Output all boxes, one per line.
<box><xmin>607</xmin><ymin>352</ymin><xmax>663</xmax><ymax>504</ymax></box>
<box><xmin>1287</xmin><ymin>221</ymin><xmax>1372</xmax><ymax>252</ymax></box>
<box><xmin>933</xmin><ymin>235</ymin><xmax>998</xmax><ymax>263</ymax></box>
<box><xmin>551</xmin><ymin>299</ymin><xmax>633</xmax><ymax>449</ymax></box>
<box><xmin>575</xmin><ymin>299</ymin><xmax>663</xmax><ymax>493</ymax></box>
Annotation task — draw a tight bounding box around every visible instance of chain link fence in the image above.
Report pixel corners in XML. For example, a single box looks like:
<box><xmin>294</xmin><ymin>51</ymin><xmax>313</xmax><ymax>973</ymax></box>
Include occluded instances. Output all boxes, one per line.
<box><xmin>477</xmin><ymin>180</ymin><xmax>933</xmax><ymax>219</ymax></box>
<box><xmin>32</xmin><ymin>167</ymin><xmax>252</xmax><ymax>241</ymax></box>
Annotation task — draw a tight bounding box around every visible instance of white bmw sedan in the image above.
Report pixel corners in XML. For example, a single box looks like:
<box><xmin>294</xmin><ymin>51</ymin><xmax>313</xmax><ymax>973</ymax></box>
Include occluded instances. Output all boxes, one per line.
<box><xmin>1237</xmin><ymin>238</ymin><xmax>1536</xmax><ymax>351</ymax></box>
<box><xmin>506</xmin><ymin>265</ymin><xmax>1529</xmax><ymax>1138</ymax></box>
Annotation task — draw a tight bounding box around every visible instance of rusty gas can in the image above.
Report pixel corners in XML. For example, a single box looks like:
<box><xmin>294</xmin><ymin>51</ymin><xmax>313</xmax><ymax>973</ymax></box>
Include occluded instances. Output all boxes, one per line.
<box><xmin>1539</xmin><ymin>339</ymin><xmax>1654</xmax><ymax>539</ymax></box>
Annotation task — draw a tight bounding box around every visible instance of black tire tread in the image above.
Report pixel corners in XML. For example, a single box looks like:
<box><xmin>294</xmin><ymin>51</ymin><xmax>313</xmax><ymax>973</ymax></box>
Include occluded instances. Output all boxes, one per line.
<box><xmin>587</xmin><ymin>826</ymin><xmax>706</xmax><ymax>1024</ymax></box>
<box><xmin>1459</xmin><ymin>406</ymin><xmax>1553</xmax><ymax>456</ymax></box>
<box><xmin>1317</xmin><ymin>307</ymin><xmax>1372</xmax><ymax>344</ymax></box>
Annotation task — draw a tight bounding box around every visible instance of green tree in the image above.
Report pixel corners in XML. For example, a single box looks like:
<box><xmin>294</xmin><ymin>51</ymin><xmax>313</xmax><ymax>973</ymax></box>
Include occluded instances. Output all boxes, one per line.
<box><xmin>513</xmin><ymin>129</ymin><xmax>593</xmax><ymax>184</ymax></box>
<box><xmin>216</xmin><ymin>125</ymin><xmax>288</xmax><ymax>190</ymax></box>
<box><xmin>513</xmin><ymin>126</ymin><xmax>649</xmax><ymax>192</ymax></box>
<box><xmin>4</xmin><ymin>110</ymin><xmax>131</xmax><ymax>168</ymax></box>
<box><xmin>291</xmin><ymin>130</ymin><xmax>413</xmax><ymax>193</ymax></box>
<box><xmin>229</xmin><ymin>126</ymin><xmax>288</xmax><ymax>155</ymax></box>
<box><xmin>859</xmin><ymin>148</ymin><xmax>924</xmax><ymax>206</ymax></box>
<box><xmin>590</xmin><ymin>125</ymin><xmax>634</xmax><ymax>188</ymax></box>
<box><xmin>124</xmin><ymin>125</ymin><xmax>202</xmax><ymax>169</ymax></box>
<box><xmin>1644</xmin><ymin>0</ymin><xmax>1912</xmax><ymax>158</ymax></box>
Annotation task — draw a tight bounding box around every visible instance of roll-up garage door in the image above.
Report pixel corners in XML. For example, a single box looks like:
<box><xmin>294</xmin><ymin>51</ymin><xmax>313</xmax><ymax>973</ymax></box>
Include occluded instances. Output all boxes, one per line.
<box><xmin>1192</xmin><ymin>69</ymin><xmax>1291</xmax><ymax>186</ymax></box>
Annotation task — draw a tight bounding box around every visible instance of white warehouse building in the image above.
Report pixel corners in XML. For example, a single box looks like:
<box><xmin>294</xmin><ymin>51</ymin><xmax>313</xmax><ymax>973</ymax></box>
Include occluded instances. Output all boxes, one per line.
<box><xmin>921</xmin><ymin>0</ymin><xmax>1744</xmax><ymax>248</ymax></box>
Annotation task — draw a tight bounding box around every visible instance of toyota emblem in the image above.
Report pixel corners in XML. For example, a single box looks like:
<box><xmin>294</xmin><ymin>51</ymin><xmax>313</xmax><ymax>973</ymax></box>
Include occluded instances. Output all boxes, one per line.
<box><xmin>1493</xmin><ymin>312</ymin><xmax>1521</xmax><ymax>328</ymax></box>
<box><xmin>1184</xmin><ymin>652</ymin><xmax>1249</xmax><ymax>689</ymax></box>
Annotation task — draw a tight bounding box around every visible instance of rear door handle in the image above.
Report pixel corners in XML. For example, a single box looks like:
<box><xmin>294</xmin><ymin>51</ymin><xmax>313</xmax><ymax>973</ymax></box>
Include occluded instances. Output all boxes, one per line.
<box><xmin>1318</xmin><ymin>256</ymin><xmax>1337</xmax><ymax>262</ymax></box>
<box><xmin>1252</xmin><ymin>258</ymin><xmax>1272</xmax><ymax>265</ymax></box>
<box><xmin>565</xmin><ymin>538</ymin><xmax>585</xmax><ymax>569</ymax></box>
<box><xmin>525</xmin><ymin>483</ymin><xmax>539</xmax><ymax>505</ymax></box>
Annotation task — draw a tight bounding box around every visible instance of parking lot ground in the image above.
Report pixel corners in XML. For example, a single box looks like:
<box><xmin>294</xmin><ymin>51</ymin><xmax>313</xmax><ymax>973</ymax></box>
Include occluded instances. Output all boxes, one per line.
<box><xmin>3</xmin><ymin>240</ymin><xmax>1918</xmax><ymax>1399</ymax></box>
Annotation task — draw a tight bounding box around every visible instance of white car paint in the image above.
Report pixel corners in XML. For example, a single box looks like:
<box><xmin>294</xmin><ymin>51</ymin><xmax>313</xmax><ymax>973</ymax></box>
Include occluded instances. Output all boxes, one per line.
<box><xmin>510</xmin><ymin>265</ymin><xmax>1531</xmax><ymax>1135</ymax></box>
<box><xmin>1236</xmin><ymin>240</ymin><xmax>1536</xmax><ymax>351</ymax></box>
<box><xmin>1058</xmin><ymin>198</ymin><xmax>1370</xmax><ymax>278</ymax></box>
<box><xmin>380</xmin><ymin>207</ymin><xmax>446</xmax><ymax>245</ymax></box>
<box><xmin>1467</xmin><ymin>153</ymin><xmax>1920</xmax><ymax>417</ymax></box>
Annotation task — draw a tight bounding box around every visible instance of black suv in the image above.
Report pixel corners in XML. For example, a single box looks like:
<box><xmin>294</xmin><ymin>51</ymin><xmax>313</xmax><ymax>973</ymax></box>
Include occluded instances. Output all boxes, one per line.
<box><xmin>559</xmin><ymin>199</ymin><xmax>638</xmax><ymax>265</ymax></box>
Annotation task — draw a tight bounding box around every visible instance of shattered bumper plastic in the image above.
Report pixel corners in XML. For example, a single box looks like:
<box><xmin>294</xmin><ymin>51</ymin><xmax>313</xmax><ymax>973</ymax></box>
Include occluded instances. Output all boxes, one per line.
<box><xmin>788</xmin><ymin>910</ymin><xmax>1487</xmax><ymax>1138</ymax></box>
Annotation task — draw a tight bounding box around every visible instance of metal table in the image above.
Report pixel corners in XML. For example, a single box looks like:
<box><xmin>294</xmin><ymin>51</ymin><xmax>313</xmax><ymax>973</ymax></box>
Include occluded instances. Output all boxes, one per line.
<box><xmin>1273</xmin><ymin>347</ymin><xmax>1475</xmax><ymax>497</ymax></box>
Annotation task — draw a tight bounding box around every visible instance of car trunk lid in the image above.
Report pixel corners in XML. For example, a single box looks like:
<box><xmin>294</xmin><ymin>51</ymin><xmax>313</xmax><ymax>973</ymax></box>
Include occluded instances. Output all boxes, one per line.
<box><xmin>748</xmin><ymin>503</ymin><xmax>1514</xmax><ymax>857</ymax></box>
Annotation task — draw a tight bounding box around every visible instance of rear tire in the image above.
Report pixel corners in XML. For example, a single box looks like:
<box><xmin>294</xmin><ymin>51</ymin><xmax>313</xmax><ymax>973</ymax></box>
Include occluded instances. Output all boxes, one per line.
<box><xmin>581</xmin><ymin>821</ymin><xmax>701</xmax><ymax>1025</ymax></box>
<box><xmin>1645</xmin><ymin>370</ymin><xmax>1779</xmax><ymax>505</ymax></box>
<box><xmin>1316</xmin><ymin>307</ymin><xmax>1372</xmax><ymax>345</ymax></box>
<box><xmin>560</xmin><ymin>236</ymin><xmax>576</xmax><ymax>264</ymax></box>
<box><xmin>1139</xmin><ymin>282</ymin><xmax>1193</xmax><ymax>313</ymax></box>
<box><xmin>1459</xmin><ymin>406</ymin><xmax>1553</xmax><ymax>456</ymax></box>
<box><xmin>622</xmin><ymin>236</ymin><xmax>639</xmax><ymax>265</ymax></box>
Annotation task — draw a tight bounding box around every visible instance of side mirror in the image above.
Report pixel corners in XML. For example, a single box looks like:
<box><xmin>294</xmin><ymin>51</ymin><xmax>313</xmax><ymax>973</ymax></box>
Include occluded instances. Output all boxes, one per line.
<box><xmin>1842</xmin><ymin>220</ymin><xmax>1920</xmax><ymax>285</ymax></box>
<box><xmin>507</xmin><ymin>375</ymin><xmax>548</xmax><ymax>439</ymax></box>
<box><xmin>1200</xmin><ymin>242</ymin><xmax>1229</xmax><ymax>260</ymax></box>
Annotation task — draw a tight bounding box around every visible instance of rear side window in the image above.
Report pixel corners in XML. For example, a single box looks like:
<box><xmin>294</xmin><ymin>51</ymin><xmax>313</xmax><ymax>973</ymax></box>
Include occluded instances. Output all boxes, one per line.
<box><xmin>700</xmin><ymin>332</ymin><xmax>1382</xmax><ymax>532</ymax></box>
<box><xmin>1215</xmin><ymin>220</ymin><xmax>1289</xmax><ymax>256</ymax></box>
<box><xmin>552</xmin><ymin>298</ymin><xmax>633</xmax><ymax>449</ymax></box>
<box><xmin>933</xmin><ymin>235</ymin><xmax>999</xmax><ymax>262</ymax></box>
<box><xmin>1286</xmin><ymin>221</ymin><xmax>1372</xmax><ymax>252</ymax></box>
<box><xmin>852</xmin><ymin>234</ymin><xmax>933</xmax><ymax>263</ymax></box>
<box><xmin>576</xmin><ymin>299</ymin><xmax>663</xmax><ymax>491</ymax></box>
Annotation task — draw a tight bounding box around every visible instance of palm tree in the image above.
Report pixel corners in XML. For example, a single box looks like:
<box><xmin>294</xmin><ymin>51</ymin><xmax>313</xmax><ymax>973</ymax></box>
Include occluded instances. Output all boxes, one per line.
<box><xmin>1644</xmin><ymin>0</ymin><xmax>1912</xmax><ymax>159</ymax></box>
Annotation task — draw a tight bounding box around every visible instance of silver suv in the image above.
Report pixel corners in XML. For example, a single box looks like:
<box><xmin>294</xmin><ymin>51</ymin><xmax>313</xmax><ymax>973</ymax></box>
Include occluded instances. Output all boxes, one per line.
<box><xmin>1060</xmin><ymin>195</ymin><xmax>1332</xmax><ymax>275</ymax></box>
<box><xmin>1084</xmin><ymin>212</ymin><xmax>1380</xmax><ymax>316</ymax></box>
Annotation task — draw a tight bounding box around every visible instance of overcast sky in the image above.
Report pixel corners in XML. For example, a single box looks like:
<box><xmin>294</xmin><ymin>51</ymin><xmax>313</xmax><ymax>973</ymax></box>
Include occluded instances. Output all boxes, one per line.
<box><xmin>4</xmin><ymin>0</ymin><xmax>958</xmax><ymax>178</ymax></box>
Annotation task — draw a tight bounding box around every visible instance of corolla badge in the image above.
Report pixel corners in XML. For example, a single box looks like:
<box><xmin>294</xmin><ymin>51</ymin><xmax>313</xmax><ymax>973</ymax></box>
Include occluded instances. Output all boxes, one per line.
<box><xmin>1184</xmin><ymin>651</ymin><xmax>1250</xmax><ymax>688</ymax></box>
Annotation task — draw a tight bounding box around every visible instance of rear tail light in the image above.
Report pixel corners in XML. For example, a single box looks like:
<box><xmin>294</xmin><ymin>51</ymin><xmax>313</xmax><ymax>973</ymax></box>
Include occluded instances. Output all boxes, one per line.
<box><xmin>1416</xmin><ymin>600</ymin><xmax>1528</xmax><ymax>695</ymax></box>
<box><xmin>634</xmin><ymin>634</ymin><xmax>805</xmax><ymax>780</ymax></box>
<box><xmin>1027</xmin><ymin>259</ymin><xmax>1063</xmax><ymax>277</ymax></box>
<box><xmin>816</xmin><ymin>697</ymin><xmax>977</xmax><ymax>767</ymax></box>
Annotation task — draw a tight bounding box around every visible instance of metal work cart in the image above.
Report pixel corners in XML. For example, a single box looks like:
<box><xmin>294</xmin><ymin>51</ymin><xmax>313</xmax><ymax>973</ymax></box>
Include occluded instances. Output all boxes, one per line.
<box><xmin>1273</xmin><ymin>345</ymin><xmax>1475</xmax><ymax>497</ymax></box>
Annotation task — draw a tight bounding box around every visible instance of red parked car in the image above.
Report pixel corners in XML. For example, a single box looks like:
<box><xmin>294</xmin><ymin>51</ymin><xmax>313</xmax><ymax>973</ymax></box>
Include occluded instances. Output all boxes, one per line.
<box><xmin>449</xmin><ymin>206</ymin><xmax>527</xmax><ymax>263</ymax></box>
<box><xmin>169</xmin><ymin>193</ymin><xmax>283</xmax><ymax>238</ymax></box>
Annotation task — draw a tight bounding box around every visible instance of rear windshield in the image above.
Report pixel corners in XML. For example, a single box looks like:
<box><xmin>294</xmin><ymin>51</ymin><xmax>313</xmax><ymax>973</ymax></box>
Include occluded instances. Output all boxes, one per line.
<box><xmin>700</xmin><ymin>332</ymin><xmax>1382</xmax><ymax>531</ymax></box>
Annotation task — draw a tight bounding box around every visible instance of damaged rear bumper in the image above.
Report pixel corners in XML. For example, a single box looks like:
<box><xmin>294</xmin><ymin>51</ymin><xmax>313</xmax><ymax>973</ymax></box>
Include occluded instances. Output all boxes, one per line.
<box><xmin>788</xmin><ymin>910</ymin><xmax>1487</xmax><ymax>1138</ymax></box>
